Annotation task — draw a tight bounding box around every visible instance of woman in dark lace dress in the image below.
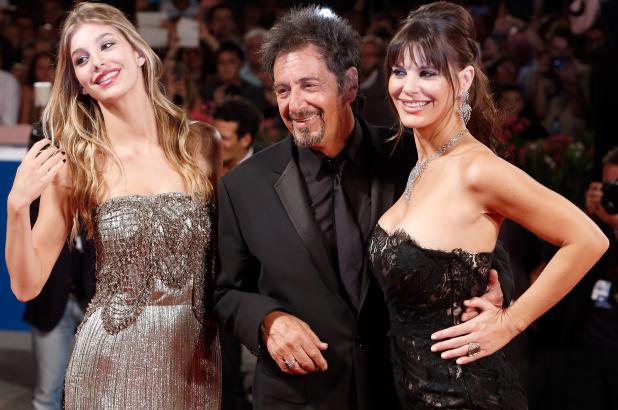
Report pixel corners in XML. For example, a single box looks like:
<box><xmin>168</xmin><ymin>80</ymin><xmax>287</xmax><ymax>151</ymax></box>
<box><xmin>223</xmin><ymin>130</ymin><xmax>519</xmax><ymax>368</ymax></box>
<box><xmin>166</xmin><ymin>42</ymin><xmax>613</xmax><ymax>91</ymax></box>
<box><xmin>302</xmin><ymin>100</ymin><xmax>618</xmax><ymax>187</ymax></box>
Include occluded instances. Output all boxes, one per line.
<box><xmin>368</xmin><ymin>2</ymin><xmax>608</xmax><ymax>409</ymax></box>
<box><xmin>5</xmin><ymin>3</ymin><xmax>222</xmax><ymax>408</ymax></box>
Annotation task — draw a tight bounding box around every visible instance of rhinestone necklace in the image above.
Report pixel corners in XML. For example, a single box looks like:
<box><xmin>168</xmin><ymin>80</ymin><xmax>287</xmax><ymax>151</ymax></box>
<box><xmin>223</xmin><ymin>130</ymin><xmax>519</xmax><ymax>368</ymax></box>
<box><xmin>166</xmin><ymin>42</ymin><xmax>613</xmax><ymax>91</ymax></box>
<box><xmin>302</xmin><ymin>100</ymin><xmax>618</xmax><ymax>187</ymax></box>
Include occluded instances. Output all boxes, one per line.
<box><xmin>403</xmin><ymin>128</ymin><xmax>468</xmax><ymax>201</ymax></box>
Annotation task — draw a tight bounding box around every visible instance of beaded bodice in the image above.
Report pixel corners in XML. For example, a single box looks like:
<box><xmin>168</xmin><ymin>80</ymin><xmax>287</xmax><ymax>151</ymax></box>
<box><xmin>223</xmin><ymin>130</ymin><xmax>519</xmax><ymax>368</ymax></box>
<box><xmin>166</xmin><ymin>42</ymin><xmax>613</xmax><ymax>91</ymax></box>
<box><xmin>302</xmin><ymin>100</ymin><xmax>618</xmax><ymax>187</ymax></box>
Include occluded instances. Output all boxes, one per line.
<box><xmin>86</xmin><ymin>192</ymin><xmax>214</xmax><ymax>335</ymax></box>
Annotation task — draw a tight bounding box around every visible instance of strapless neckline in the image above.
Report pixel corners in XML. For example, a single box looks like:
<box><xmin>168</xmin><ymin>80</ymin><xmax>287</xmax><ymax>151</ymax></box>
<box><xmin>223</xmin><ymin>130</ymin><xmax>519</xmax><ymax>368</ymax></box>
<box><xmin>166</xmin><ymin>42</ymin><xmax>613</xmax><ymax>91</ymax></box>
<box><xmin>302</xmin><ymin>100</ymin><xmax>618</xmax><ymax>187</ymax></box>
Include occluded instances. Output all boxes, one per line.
<box><xmin>374</xmin><ymin>223</ymin><xmax>494</xmax><ymax>257</ymax></box>
<box><xmin>96</xmin><ymin>192</ymin><xmax>193</xmax><ymax>211</ymax></box>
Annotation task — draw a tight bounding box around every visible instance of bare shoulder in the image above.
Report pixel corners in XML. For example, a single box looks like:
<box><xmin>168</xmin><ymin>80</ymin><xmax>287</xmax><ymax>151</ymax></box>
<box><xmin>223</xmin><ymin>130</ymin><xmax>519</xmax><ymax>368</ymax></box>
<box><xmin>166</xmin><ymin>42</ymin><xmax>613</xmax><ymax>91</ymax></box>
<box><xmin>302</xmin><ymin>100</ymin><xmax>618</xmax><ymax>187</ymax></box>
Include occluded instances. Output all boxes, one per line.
<box><xmin>457</xmin><ymin>145</ymin><xmax>526</xmax><ymax>192</ymax></box>
<box><xmin>190</xmin><ymin>121</ymin><xmax>222</xmax><ymax>178</ymax></box>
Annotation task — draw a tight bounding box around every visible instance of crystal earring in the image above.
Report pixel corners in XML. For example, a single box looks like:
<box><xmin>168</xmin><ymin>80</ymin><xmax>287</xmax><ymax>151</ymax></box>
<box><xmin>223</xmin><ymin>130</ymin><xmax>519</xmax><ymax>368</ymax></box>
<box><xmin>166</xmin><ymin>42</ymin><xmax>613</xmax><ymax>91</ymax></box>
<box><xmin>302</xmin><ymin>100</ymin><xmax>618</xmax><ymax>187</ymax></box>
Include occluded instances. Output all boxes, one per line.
<box><xmin>458</xmin><ymin>89</ymin><xmax>471</xmax><ymax>124</ymax></box>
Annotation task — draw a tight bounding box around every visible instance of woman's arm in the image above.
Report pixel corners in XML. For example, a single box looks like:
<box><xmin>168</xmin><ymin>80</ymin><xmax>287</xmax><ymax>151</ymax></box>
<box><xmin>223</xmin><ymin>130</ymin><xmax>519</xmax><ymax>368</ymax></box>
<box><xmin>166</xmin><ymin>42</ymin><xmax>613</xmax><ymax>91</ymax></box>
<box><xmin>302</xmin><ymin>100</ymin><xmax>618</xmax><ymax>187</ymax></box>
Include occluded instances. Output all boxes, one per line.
<box><xmin>431</xmin><ymin>152</ymin><xmax>608</xmax><ymax>364</ymax></box>
<box><xmin>5</xmin><ymin>139</ymin><xmax>70</xmax><ymax>301</ymax></box>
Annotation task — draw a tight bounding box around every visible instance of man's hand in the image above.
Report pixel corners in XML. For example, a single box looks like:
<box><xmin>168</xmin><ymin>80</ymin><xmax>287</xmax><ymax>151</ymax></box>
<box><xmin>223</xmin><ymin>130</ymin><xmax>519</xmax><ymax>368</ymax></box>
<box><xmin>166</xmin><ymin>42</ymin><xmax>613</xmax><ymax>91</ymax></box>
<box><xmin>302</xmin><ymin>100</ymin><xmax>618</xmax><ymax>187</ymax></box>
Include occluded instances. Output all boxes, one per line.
<box><xmin>461</xmin><ymin>269</ymin><xmax>504</xmax><ymax>322</ymax></box>
<box><xmin>261</xmin><ymin>311</ymin><xmax>328</xmax><ymax>375</ymax></box>
<box><xmin>586</xmin><ymin>182</ymin><xmax>618</xmax><ymax>229</ymax></box>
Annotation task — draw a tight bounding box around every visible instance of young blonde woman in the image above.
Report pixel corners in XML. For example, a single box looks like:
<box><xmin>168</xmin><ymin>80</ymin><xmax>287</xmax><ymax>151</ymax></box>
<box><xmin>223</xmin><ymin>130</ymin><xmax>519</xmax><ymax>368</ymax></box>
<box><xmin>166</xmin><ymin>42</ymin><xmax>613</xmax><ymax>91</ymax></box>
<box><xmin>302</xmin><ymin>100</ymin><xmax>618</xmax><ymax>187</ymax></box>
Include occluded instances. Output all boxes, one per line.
<box><xmin>5</xmin><ymin>3</ymin><xmax>221</xmax><ymax>408</ymax></box>
<box><xmin>368</xmin><ymin>2</ymin><xmax>608</xmax><ymax>408</ymax></box>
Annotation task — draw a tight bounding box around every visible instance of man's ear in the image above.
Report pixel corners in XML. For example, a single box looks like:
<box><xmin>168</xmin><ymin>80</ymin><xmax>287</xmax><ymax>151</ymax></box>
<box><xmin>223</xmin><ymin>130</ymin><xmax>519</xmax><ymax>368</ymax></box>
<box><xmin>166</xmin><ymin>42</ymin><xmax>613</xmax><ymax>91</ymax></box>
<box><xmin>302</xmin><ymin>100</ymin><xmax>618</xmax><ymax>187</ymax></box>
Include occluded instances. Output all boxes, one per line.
<box><xmin>343</xmin><ymin>67</ymin><xmax>359</xmax><ymax>104</ymax></box>
<box><xmin>239</xmin><ymin>133</ymin><xmax>253</xmax><ymax>148</ymax></box>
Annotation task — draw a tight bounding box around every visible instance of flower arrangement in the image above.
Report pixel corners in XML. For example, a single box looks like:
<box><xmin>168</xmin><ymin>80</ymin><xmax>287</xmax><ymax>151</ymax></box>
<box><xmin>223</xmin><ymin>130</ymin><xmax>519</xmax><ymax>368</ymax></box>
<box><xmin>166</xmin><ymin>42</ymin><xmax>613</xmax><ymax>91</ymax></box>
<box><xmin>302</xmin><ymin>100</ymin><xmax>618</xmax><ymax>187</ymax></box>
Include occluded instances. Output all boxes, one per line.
<box><xmin>501</xmin><ymin>129</ymin><xmax>593</xmax><ymax>203</ymax></box>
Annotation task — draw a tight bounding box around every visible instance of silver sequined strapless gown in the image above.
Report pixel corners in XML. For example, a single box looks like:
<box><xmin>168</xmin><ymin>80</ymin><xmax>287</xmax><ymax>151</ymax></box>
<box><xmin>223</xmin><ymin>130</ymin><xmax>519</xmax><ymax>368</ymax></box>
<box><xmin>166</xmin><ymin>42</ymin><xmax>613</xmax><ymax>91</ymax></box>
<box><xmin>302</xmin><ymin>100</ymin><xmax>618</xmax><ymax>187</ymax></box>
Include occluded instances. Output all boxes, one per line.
<box><xmin>64</xmin><ymin>193</ymin><xmax>221</xmax><ymax>409</ymax></box>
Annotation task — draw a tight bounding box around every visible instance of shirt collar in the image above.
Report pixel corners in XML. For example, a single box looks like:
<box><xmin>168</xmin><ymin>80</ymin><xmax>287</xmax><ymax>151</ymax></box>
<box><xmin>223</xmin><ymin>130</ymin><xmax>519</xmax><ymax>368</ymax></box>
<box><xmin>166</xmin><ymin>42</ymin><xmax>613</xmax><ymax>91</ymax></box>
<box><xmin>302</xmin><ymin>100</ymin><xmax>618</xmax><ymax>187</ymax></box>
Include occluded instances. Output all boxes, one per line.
<box><xmin>297</xmin><ymin>118</ymin><xmax>365</xmax><ymax>178</ymax></box>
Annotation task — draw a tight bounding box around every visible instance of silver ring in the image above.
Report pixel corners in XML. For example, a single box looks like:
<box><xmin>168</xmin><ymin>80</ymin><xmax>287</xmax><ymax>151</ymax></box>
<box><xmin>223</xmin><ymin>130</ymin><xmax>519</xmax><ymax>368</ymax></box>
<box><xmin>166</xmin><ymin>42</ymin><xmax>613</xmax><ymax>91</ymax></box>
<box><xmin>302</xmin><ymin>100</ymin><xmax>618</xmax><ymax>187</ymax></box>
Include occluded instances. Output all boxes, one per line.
<box><xmin>467</xmin><ymin>342</ymin><xmax>481</xmax><ymax>357</ymax></box>
<box><xmin>282</xmin><ymin>358</ymin><xmax>296</xmax><ymax>368</ymax></box>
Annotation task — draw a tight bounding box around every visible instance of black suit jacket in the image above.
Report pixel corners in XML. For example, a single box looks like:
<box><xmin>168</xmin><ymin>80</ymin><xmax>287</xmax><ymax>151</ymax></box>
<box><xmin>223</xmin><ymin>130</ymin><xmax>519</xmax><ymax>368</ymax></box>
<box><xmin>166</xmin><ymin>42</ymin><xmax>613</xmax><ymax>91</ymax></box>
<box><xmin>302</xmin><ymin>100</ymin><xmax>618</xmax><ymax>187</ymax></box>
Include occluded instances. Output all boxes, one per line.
<box><xmin>215</xmin><ymin>116</ymin><xmax>514</xmax><ymax>409</ymax></box>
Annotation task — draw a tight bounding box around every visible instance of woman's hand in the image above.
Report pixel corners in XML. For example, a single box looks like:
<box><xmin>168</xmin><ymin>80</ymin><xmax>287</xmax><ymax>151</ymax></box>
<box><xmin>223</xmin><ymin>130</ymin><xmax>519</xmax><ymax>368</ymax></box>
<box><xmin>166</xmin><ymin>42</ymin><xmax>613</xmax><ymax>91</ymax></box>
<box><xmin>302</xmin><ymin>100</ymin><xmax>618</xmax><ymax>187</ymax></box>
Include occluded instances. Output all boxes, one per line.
<box><xmin>8</xmin><ymin>138</ymin><xmax>65</xmax><ymax>211</ymax></box>
<box><xmin>430</xmin><ymin>297</ymin><xmax>518</xmax><ymax>365</ymax></box>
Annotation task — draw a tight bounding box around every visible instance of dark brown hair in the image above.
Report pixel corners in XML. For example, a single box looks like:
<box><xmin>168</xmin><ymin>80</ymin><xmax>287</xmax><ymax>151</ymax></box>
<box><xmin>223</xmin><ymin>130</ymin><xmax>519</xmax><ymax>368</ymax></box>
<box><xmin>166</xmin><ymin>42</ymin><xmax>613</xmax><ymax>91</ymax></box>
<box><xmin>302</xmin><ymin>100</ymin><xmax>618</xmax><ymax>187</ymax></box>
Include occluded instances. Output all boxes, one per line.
<box><xmin>261</xmin><ymin>6</ymin><xmax>360</xmax><ymax>90</ymax></box>
<box><xmin>385</xmin><ymin>2</ymin><xmax>500</xmax><ymax>149</ymax></box>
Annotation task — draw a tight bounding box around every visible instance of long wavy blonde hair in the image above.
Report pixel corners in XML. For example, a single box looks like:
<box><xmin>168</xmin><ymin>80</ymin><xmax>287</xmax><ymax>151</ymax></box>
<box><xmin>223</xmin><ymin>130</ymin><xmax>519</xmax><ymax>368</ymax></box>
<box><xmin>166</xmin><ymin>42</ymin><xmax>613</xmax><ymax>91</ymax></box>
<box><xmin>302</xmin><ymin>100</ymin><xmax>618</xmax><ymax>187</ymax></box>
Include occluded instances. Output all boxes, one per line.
<box><xmin>42</xmin><ymin>2</ymin><xmax>213</xmax><ymax>240</ymax></box>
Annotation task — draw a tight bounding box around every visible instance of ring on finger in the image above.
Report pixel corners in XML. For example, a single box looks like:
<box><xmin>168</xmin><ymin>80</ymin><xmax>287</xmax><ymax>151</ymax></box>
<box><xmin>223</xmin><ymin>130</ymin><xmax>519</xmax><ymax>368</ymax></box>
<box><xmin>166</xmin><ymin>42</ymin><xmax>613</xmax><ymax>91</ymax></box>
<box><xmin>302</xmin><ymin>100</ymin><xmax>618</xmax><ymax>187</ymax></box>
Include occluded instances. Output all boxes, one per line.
<box><xmin>467</xmin><ymin>342</ymin><xmax>481</xmax><ymax>357</ymax></box>
<box><xmin>282</xmin><ymin>357</ymin><xmax>297</xmax><ymax>368</ymax></box>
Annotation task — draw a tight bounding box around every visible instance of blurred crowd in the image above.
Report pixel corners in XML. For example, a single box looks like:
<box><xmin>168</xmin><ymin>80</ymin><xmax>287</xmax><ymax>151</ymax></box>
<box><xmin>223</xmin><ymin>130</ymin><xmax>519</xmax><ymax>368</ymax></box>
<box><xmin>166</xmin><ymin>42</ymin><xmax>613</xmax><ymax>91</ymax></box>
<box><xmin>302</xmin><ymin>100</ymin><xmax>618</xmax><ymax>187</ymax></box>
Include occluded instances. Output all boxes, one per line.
<box><xmin>0</xmin><ymin>0</ymin><xmax>616</xmax><ymax>409</ymax></box>
<box><xmin>0</xmin><ymin>1</ymin><xmax>612</xmax><ymax>164</ymax></box>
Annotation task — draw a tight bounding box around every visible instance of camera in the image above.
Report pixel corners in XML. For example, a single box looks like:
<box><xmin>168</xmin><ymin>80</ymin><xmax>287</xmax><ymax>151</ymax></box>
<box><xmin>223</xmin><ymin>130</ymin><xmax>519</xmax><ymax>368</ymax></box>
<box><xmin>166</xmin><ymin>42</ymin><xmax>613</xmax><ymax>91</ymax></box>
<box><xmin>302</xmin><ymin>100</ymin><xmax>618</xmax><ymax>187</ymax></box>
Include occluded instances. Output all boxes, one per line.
<box><xmin>551</xmin><ymin>56</ymin><xmax>570</xmax><ymax>71</ymax></box>
<box><xmin>601</xmin><ymin>180</ymin><xmax>618</xmax><ymax>214</ymax></box>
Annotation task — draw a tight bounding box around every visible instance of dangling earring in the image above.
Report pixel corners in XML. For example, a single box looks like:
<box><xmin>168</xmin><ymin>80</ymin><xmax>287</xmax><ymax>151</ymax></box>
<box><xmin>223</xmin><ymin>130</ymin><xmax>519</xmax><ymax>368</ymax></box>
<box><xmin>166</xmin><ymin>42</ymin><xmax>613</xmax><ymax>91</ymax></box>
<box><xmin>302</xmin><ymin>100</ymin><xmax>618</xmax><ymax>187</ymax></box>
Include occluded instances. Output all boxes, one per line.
<box><xmin>458</xmin><ymin>89</ymin><xmax>471</xmax><ymax>124</ymax></box>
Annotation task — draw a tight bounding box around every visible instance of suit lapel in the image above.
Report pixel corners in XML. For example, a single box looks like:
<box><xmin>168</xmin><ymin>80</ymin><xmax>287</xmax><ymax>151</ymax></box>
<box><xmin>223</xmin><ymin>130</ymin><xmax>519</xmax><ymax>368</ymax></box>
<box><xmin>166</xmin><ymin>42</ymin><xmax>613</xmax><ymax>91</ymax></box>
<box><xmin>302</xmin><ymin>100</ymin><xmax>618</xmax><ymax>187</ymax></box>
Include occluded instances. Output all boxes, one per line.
<box><xmin>359</xmin><ymin>119</ymin><xmax>398</xmax><ymax>310</ymax></box>
<box><xmin>274</xmin><ymin>156</ymin><xmax>341</xmax><ymax>293</ymax></box>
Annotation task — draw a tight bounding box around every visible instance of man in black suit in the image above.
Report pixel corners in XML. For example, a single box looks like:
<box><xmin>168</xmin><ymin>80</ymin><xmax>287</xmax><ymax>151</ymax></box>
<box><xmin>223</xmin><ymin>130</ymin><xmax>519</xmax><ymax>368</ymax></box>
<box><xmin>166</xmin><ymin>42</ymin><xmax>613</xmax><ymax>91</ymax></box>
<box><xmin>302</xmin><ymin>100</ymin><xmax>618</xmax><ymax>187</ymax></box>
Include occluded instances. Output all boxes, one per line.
<box><xmin>214</xmin><ymin>7</ymin><xmax>513</xmax><ymax>409</ymax></box>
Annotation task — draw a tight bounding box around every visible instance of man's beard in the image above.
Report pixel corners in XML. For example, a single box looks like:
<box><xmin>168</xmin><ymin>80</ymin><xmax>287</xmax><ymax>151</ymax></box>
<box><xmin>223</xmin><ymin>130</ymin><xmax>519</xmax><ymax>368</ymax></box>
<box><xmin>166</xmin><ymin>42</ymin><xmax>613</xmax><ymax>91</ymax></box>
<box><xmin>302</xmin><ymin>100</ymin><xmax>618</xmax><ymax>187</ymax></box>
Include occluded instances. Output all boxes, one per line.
<box><xmin>288</xmin><ymin>109</ymin><xmax>326</xmax><ymax>148</ymax></box>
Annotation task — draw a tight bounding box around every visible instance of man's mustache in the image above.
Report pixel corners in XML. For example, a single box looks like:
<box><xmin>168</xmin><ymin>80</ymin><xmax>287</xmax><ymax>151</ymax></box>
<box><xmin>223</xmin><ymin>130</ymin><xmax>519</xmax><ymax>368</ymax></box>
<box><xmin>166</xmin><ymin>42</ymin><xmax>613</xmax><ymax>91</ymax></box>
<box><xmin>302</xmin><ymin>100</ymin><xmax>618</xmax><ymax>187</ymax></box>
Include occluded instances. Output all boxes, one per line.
<box><xmin>288</xmin><ymin>109</ymin><xmax>323</xmax><ymax>122</ymax></box>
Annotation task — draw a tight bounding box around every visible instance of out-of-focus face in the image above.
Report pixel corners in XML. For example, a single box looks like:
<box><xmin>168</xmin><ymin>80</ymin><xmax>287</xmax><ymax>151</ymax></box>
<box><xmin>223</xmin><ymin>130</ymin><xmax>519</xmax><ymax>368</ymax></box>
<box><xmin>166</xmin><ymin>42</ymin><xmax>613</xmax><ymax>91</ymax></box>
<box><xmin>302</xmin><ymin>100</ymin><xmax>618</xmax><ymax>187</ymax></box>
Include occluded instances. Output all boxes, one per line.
<box><xmin>217</xmin><ymin>50</ymin><xmax>241</xmax><ymax>83</ymax></box>
<box><xmin>494</xmin><ymin>59</ymin><xmax>517</xmax><ymax>86</ymax></box>
<box><xmin>210</xmin><ymin>8</ymin><xmax>235</xmax><ymax>39</ymax></box>
<box><xmin>603</xmin><ymin>164</ymin><xmax>618</xmax><ymax>184</ymax></box>
<box><xmin>360</xmin><ymin>41</ymin><xmax>381</xmax><ymax>75</ymax></box>
<box><xmin>213</xmin><ymin>118</ymin><xmax>251</xmax><ymax>166</ymax></box>
<box><xmin>273</xmin><ymin>45</ymin><xmax>352</xmax><ymax>149</ymax></box>
<box><xmin>70</xmin><ymin>23</ymin><xmax>144</xmax><ymax>104</ymax></box>
<box><xmin>548</xmin><ymin>35</ymin><xmax>572</xmax><ymax>58</ymax></box>
<box><xmin>499</xmin><ymin>89</ymin><xmax>524</xmax><ymax>118</ymax></box>
<box><xmin>388</xmin><ymin>47</ymin><xmax>455</xmax><ymax>131</ymax></box>
<box><xmin>482</xmin><ymin>37</ymin><xmax>500</xmax><ymax>61</ymax></box>
<box><xmin>35</xmin><ymin>55</ymin><xmax>54</xmax><ymax>83</ymax></box>
<box><xmin>244</xmin><ymin>35</ymin><xmax>263</xmax><ymax>68</ymax></box>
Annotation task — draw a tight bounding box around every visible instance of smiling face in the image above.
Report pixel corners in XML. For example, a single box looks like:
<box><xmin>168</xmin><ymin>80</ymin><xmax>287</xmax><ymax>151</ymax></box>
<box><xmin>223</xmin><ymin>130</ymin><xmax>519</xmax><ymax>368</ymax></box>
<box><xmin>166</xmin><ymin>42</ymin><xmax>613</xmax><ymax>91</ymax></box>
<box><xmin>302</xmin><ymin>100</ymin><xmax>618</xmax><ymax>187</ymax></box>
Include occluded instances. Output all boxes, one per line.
<box><xmin>388</xmin><ymin>47</ymin><xmax>456</xmax><ymax>132</ymax></box>
<box><xmin>272</xmin><ymin>44</ymin><xmax>355</xmax><ymax>150</ymax></box>
<box><xmin>69</xmin><ymin>22</ymin><xmax>145</xmax><ymax>103</ymax></box>
<box><xmin>213</xmin><ymin>118</ymin><xmax>251</xmax><ymax>166</ymax></box>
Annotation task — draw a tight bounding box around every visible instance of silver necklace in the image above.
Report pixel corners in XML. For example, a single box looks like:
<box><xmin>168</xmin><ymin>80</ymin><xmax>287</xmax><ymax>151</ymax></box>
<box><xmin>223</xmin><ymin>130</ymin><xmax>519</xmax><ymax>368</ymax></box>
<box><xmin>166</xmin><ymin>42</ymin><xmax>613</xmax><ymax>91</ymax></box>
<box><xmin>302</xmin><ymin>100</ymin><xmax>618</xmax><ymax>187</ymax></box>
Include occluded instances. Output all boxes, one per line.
<box><xmin>403</xmin><ymin>128</ymin><xmax>467</xmax><ymax>201</ymax></box>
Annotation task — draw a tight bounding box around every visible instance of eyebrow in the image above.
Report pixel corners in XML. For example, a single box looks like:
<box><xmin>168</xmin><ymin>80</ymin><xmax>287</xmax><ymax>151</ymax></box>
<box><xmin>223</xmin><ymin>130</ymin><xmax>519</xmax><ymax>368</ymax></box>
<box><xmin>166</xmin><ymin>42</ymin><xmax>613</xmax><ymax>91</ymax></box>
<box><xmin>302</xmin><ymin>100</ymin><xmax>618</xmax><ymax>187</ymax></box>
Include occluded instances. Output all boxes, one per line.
<box><xmin>273</xmin><ymin>76</ymin><xmax>322</xmax><ymax>88</ymax></box>
<box><xmin>71</xmin><ymin>32</ymin><xmax>114</xmax><ymax>57</ymax></box>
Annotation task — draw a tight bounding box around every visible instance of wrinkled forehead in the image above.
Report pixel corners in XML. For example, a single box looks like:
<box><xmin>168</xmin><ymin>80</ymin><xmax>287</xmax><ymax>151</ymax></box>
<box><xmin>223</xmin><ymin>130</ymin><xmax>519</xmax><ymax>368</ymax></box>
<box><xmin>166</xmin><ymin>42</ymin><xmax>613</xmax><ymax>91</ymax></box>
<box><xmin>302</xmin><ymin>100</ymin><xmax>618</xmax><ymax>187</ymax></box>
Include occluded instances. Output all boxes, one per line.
<box><xmin>273</xmin><ymin>45</ymin><xmax>332</xmax><ymax>80</ymax></box>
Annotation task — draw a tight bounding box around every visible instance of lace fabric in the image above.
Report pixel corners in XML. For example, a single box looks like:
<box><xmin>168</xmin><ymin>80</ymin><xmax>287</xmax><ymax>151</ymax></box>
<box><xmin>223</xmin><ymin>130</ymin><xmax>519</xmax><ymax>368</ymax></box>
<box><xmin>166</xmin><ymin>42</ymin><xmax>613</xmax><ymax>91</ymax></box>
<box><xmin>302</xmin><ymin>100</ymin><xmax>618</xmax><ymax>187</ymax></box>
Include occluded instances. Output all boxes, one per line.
<box><xmin>369</xmin><ymin>225</ymin><xmax>527</xmax><ymax>409</ymax></box>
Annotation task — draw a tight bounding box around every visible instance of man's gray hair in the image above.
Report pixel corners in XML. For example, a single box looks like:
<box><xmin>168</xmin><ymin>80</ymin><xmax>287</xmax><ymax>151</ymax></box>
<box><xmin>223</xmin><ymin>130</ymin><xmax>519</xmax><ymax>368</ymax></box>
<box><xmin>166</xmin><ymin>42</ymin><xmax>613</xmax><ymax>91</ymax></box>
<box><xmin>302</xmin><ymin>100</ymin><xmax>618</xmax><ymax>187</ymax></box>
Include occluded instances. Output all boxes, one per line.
<box><xmin>261</xmin><ymin>5</ymin><xmax>361</xmax><ymax>89</ymax></box>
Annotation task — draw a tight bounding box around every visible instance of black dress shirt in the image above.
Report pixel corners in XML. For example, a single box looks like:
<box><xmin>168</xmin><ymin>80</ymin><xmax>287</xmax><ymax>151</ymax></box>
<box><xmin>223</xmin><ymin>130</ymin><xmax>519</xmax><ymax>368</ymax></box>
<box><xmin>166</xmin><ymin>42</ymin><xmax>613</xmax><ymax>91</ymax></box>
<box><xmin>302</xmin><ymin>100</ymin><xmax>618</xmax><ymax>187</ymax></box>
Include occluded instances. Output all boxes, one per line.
<box><xmin>297</xmin><ymin>120</ymin><xmax>372</xmax><ymax>277</ymax></box>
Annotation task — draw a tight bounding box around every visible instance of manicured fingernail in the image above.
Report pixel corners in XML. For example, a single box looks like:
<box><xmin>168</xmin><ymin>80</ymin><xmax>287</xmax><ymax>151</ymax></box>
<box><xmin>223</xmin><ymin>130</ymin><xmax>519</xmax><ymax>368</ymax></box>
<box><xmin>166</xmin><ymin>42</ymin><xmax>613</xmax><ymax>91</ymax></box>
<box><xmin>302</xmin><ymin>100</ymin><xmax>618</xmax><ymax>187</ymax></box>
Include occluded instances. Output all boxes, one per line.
<box><xmin>456</xmin><ymin>358</ymin><xmax>463</xmax><ymax>365</ymax></box>
<box><xmin>441</xmin><ymin>352</ymin><xmax>448</xmax><ymax>359</ymax></box>
<box><xmin>430</xmin><ymin>334</ymin><xmax>437</xmax><ymax>340</ymax></box>
<box><xmin>430</xmin><ymin>345</ymin><xmax>436</xmax><ymax>352</ymax></box>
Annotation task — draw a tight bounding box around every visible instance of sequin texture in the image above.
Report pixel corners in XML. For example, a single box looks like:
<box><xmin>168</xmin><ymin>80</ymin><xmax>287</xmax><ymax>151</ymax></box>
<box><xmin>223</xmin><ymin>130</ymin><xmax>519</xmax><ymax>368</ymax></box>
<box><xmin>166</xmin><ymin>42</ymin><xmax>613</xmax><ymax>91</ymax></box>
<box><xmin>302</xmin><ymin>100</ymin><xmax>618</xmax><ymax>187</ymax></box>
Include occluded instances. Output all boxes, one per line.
<box><xmin>64</xmin><ymin>192</ymin><xmax>221</xmax><ymax>409</ymax></box>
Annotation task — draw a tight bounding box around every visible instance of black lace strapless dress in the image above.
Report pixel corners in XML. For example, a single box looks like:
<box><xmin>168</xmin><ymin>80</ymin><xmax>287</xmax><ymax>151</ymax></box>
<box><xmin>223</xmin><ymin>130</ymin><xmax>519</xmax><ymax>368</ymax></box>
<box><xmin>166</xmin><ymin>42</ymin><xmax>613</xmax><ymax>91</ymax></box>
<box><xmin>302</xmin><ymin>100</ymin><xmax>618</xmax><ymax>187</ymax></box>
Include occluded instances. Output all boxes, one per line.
<box><xmin>368</xmin><ymin>225</ymin><xmax>527</xmax><ymax>410</ymax></box>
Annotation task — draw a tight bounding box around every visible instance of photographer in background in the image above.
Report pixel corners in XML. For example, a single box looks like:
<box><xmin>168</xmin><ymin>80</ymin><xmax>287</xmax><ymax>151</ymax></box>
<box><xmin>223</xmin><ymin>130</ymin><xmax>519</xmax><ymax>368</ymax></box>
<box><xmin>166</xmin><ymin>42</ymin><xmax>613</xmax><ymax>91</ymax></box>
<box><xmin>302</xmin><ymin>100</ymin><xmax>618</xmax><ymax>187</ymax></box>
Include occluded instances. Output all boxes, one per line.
<box><xmin>530</xmin><ymin>146</ymin><xmax>617</xmax><ymax>410</ymax></box>
<box><xmin>587</xmin><ymin>147</ymin><xmax>618</xmax><ymax>232</ymax></box>
<box><xmin>553</xmin><ymin>146</ymin><xmax>617</xmax><ymax>410</ymax></box>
